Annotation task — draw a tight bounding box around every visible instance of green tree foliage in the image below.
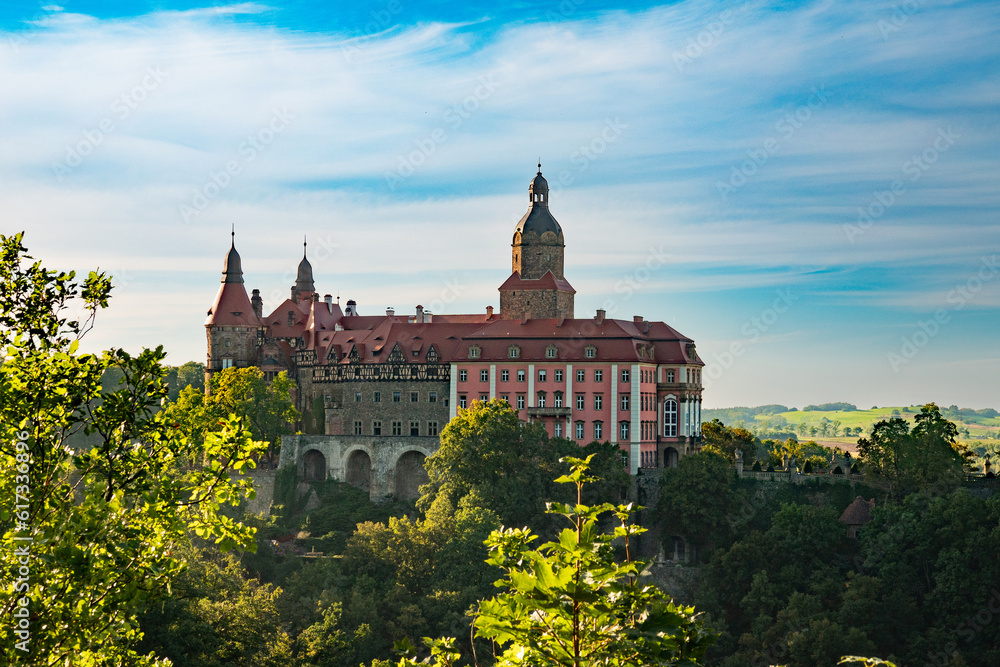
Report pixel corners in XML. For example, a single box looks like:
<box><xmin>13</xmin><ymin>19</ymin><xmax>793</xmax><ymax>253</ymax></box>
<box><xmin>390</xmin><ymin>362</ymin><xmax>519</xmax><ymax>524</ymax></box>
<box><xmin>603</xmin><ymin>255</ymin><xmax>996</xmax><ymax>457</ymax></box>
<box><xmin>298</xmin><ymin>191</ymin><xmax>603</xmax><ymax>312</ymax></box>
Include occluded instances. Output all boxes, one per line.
<box><xmin>0</xmin><ymin>233</ymin><xmax>263</xmax><ymax>665</ymax></box>
<box><xmin>419</xmin><ymin>399</ymin><xmax>627</xmax><ymax>529</ymax></box>
<box><xmin>396</xmin><ymin>455</ymin><xmax>716</xmax><ymax>667</ymax></box>
<box><xmin>136</xmin><ymin>544</ymin><xmax>293</xmax><ymax>666</ymax></box>
<box><xmin>164</xmin><ymin>366</ymin><xmax>297</xmax><ymax>464</ymax></box>
<box><xmin>164</xmin><ymin>360</ymin><xmax>205</xmax><ymax>400</ymax></box>
<box><xmin>701</xmin><ymin>419</ymin><xmax>755</xmax><ymax>462</ymax></box>
<box><xmin>857</xmin><ymin>403</ymin><xmax>972</xmax><ymax>497</ymax></box>
<box><xmin>656</xmin><ymin>451</ymin><xmax>736</xmax><ymax>559</ymax></box>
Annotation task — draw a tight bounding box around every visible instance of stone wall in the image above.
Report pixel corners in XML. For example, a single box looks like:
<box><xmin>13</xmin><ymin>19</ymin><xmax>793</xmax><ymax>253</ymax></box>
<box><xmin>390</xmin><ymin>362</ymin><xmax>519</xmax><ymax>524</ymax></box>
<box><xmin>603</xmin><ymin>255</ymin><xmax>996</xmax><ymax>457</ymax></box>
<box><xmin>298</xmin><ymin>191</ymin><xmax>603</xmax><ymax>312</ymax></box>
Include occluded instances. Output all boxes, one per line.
<box><xmin>280</xmin><ymin>434</ymin><xmax>438</xmax><ymax>501</ymax></box>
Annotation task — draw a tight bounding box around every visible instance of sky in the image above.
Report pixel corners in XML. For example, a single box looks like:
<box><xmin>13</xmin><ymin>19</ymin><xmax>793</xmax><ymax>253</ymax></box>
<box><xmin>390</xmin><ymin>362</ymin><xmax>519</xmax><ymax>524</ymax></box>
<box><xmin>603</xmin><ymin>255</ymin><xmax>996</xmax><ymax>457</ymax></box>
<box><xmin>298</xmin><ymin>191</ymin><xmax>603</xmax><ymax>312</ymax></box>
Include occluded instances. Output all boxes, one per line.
<box><xmin>1</xmin><ymin>0</ymin><xmax>998</xmax><ymax>410</ymax></box>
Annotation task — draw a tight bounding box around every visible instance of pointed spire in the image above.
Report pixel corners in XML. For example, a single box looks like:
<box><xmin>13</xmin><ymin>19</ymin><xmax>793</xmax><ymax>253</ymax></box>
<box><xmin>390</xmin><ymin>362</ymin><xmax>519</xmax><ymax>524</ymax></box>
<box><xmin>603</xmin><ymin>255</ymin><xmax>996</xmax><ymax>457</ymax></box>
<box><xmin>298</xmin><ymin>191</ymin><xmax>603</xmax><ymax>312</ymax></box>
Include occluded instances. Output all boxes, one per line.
<box><xmin>295</xmin><ymin>235</ymin><xmax>315</xmax><ymax>294</ymax></box>
<box><xmin>222</xmin><ymin>228</ymin><xmax>243</xmax><ymax>284</ymax></box>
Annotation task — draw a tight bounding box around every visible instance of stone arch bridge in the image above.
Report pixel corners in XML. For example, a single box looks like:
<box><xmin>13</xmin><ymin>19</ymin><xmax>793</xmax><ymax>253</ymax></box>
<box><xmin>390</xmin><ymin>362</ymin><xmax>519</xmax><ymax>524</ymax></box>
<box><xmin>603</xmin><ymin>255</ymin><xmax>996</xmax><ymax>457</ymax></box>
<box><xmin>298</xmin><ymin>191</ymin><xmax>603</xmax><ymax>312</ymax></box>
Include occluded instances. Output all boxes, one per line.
<box><xmin>279</xmin><ymin>435</ymin><xmax>436</xmax><ymax>501</ymax></box>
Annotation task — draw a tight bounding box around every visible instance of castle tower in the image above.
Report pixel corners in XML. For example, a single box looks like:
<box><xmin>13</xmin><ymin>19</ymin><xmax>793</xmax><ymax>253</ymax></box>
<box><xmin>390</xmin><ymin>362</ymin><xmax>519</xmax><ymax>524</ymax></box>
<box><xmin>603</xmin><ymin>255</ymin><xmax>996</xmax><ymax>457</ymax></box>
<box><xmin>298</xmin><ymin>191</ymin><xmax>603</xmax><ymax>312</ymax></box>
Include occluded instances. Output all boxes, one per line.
<box><xmin>204</xmin><ymin>231</ymin><xmax>263</xmax><ymax>387</ymax></box>
<box><xmin>291</xmin><ymin>237</ymin><xmax>315</xmax><ymax>303</ymax></box>
<box><xmin>499</xmin><ymin>165</ymin><xmax>575</xmax><ymax>319</ymax></box>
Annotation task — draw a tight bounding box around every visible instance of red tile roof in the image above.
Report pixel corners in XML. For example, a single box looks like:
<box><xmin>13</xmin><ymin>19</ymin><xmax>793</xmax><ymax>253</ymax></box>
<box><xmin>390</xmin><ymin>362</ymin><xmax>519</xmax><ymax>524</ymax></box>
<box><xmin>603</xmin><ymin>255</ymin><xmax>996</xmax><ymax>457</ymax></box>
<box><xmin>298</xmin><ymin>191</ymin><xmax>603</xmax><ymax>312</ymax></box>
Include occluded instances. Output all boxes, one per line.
<box><xmin>498</xmin><ymin>271</ymin><xmax>576</xmax><ymax>293</ymax></box>
<box><xmin>205</xmin><ymin>283</ymin><xmax>261</xmax><ymax>327</ymax></box>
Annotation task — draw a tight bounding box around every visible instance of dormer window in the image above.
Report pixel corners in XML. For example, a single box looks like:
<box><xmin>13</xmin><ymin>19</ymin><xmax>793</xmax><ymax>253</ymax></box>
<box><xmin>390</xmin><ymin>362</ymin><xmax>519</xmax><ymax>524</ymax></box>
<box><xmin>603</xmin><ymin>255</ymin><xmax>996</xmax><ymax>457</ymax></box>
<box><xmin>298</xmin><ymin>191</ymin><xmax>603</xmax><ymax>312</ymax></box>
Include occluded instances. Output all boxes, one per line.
<box><xmin>469</xmin><ymin>345</ymin><xmax>481</xmax><ymax>359</ymax></box>
<box><xmin>545</xmin><ymin>345</ymin><xmax>558</xmax><ymax>359</ymax></box>
<box><xmin>584</xmin><ymin>346</ymin><xmax>597</xmax><ymax>359</ymax></box>
<box><xmin>508</xmin><ymin>345</ymin><xmax>520</xmax><ymax>359</ymax></box>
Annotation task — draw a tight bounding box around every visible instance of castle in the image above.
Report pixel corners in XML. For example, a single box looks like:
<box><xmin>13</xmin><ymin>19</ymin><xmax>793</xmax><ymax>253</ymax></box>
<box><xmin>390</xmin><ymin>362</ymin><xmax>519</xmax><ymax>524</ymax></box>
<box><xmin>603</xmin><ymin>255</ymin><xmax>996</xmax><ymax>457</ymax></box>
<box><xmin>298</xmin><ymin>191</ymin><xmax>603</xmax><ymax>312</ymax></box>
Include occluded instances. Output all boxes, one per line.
<box><xmin>205</xmin><ymin>167</ymin><xmax>704</xmax><ymax>498</ymax></box>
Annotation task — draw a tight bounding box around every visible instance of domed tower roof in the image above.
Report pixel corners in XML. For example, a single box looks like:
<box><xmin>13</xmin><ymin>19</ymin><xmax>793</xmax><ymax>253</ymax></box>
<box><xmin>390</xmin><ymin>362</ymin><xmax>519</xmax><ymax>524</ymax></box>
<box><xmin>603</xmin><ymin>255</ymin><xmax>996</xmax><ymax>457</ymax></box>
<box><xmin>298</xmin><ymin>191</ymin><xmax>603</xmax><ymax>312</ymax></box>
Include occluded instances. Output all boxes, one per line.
<box><xmin>296</xmin><ymin>237</ymin><xmax>315</xmax><ymax>293</ymax></box>
<box><xmin>515</xmin><ymin>163</ymin><xmax>563</xmax><ymax>237</ymax></box>
<box><xmin>222</xmin><ymin>228</ymin><xmax>243</xmax><ymax>284</ymax></box>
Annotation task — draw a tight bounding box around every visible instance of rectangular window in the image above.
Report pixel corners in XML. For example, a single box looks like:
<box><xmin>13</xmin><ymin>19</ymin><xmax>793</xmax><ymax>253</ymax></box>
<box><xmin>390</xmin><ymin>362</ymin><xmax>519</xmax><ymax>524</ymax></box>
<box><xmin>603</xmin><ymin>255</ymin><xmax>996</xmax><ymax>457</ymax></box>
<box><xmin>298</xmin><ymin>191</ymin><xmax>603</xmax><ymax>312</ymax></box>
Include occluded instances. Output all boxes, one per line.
<box><xmin>666</xmin><ymin>370</ymin><xmax>675</xmax><ymax>383</ymax></box>
<box><xmin>621</xmin><ymin>369</ymin><xmax>630</xmax><ymax>383</ymax></box>
<box><xmin>354</xmin><ymin>420</ymin><xmax>362</xmax><ymax>435</ymax></box>
<box><xmin>459</xmin><ymin>395</ymin><xmax>467</xmax><ymax>408</ymax></box>
<box><xmin>537</xmin><ymin>393</ymin><xmax>546</xmax><ymax>408</ymax></box>
<box><xmin>554</xmin><ymin>392</ymin><xmax>563</xmax><ymax>408</ymax></box>
<box><xmin>355</xmin><ymin>392</ymin><xmax>362</xmax><ymax>402</ymax></box>
<box><xmin>594</xmin><ymin>370</ymin><xmax>603</xmax><ymax>382</ymax></box>
<box><xmin>594</xmin><ymin>422</ymin><xmax>603</xmax><ymax>440</ymax></box>
<box><xmin>554</xmin><ymin>422</ymin><xmax>563</xmax><ymax>438</ymax></box>
<box><xmin>517</xmin><ymin>369</ymin><xmax>525</xmax><ymax>382</ymax></box>
<box><xmin>576</xmin><ymin>394</ymin><xmax>585</xmax><ymax>410</ymax></box>
<box><xmin>410</xmin><ymin>421</ymin><xmax>420</xmax><ymax>436</ymax></box>
<box><xmin>538</xmin><ymin>369</ymin><xmax>547</xmax><ymax>382</ymax></box>
<box><xmin>428</xmin><ymin>421</ymin><xmax>439</xmax><ymax>436</ymax></box>
<box><xmin>664</xmin><ymin>399</ymin><xmax>677</xmax><ymax>437</ymax></box>
<box><xmin>392</xmin><ymin>421</ymin><xmax>402</xmax><ymax>436</ymax></box>
<box><xmin>393</xmin><ymin>391</ymin><xmax>401</xmax><ymax>402</ymax></box>
<box><xmin>575</xmin><ymin>422</ymin><xmax>585</xmax><ymax>440</ymax></box>
<box><xmin>621</xmin><ymin>394</ymin><xmax>629</xmax><ymax>411</ymax></box>
<box><xmin>501</xmin><ymin>394</ymin><xmax>509</xmax><ymax>404</ymax></box>
<box><xmin>480</xmin><ymin>394</ymin><xmax>489</xmax><ymax>402</ymax></box>
<box><xmin>411</xmin><ymin>391</ymin><xmax>419</xmax><ymax>402</ymax></box>
<box><xmin>555</xmin><ymin>369</ymin><xmax>563</xmax><ymax>382</ymax></box>
<box><xmin>373</xmin><ymin>420</ymin><xmax>382</xmax><ymax>436</ymax></box>
<box><xmin>429</xmin><ymin>391</ymin><xmax>437</xmax><ymax>403</ymax></box>
<box><xmin>373</xmin><ymin>391</ymin><xmax>381</xmax><ymax>403</ymax></box>
<box><xmin>594</xmin><ymin>394</ymin><xmax>603</xmax><ymax>410</ymax></box>
<box><xmin>516</xmin><ymin>395</ymin><xmax>525</xmax><ymax>409</ymax></box>
<box><xmin>577</xmin><ymin>369</ymin><xmax>585</xmax><ymax>382</ymax></box>
<box><xmin>460</xmin><ymin>369</ymin><xmax>468</xmax><ymax>382</ymax></box>
<box><xmin>620</xmin><ymin>421</ymin><xmax>629</xmax><ymax>440</ymax></box>
<box><xmin>501</xmin><ymin>369</ymin><xmax>510</xmax><ymax>382</ymax></box>
<box><xmin>481</xmin><ymin>369</ymin><xmax>489</xmax><ymax>382</ymax></box>
<box><xmin>585</xmin><ymin>347</ymin><xmax>596</xmax><ymax>358</ymax></box>
<box><xmin>222</xmin><ymin>358</ymin><xmax>233</xmax><ymax>369</ymax></box>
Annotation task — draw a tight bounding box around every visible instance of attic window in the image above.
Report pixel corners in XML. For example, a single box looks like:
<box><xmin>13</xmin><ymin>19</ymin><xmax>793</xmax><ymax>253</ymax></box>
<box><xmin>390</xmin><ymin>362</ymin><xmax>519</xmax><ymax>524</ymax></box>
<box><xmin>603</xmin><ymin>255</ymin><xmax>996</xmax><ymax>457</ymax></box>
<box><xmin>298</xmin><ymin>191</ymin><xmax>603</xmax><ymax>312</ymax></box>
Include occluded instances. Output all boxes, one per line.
<box><xmin>232</xmin><ymin>311</ymin><xmax>242</xmax><ymax>317</ymax></box>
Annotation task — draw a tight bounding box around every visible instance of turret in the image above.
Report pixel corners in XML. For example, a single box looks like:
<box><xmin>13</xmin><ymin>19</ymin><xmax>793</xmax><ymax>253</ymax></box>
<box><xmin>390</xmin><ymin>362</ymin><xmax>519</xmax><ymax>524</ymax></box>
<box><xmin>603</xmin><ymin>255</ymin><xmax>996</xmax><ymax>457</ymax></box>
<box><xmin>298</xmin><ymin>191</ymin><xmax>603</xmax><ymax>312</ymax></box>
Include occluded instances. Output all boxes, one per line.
<box><xmin>204</xmin><ymin>230</ymin><xmax>263</xmax><ymax>388</ymax></box>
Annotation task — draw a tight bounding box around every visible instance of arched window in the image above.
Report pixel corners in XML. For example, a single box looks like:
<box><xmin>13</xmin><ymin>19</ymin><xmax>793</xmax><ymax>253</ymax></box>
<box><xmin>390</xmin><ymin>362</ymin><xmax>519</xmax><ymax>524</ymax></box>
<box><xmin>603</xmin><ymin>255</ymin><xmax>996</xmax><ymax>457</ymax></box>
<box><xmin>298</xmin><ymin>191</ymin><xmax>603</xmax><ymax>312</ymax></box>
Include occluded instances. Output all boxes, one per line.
<box><xmin>664</xmin><ymin>399</ymin><xmax>678</xmax><ymax>437</ymax></box>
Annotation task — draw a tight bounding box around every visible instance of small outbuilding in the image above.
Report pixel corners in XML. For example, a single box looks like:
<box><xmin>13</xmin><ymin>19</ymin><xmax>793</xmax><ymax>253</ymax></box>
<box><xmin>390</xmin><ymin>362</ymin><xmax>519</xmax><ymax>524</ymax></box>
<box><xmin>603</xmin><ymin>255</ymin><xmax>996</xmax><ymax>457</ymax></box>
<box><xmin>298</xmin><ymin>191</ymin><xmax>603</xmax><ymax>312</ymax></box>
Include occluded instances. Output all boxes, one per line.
<box><xmin>840</xmin><ymin>496</ymin><xmax>875</xmax><ymax>539</ymax></box>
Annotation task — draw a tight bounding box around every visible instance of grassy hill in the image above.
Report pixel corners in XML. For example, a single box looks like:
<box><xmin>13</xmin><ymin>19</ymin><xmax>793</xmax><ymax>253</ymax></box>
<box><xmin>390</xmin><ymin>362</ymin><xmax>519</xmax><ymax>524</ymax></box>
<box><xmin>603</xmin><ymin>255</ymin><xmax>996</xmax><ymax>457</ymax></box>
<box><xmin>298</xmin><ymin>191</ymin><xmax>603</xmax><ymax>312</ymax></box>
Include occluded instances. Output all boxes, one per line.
<box><xmin>703</xmin><ymin>403</ymin><xmax>1000</xmax><ymax>456</ymax></box>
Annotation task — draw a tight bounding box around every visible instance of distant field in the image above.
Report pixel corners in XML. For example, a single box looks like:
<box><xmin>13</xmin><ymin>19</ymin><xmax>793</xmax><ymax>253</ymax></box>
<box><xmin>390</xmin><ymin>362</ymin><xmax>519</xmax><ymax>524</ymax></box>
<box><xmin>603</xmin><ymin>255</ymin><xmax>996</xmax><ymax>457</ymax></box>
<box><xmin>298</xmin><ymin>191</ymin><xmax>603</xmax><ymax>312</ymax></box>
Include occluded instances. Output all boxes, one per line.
<box><xmin>702</xmin><ymin>404</ymin><xmax>1000</xmax><ymax>446</ymax></box>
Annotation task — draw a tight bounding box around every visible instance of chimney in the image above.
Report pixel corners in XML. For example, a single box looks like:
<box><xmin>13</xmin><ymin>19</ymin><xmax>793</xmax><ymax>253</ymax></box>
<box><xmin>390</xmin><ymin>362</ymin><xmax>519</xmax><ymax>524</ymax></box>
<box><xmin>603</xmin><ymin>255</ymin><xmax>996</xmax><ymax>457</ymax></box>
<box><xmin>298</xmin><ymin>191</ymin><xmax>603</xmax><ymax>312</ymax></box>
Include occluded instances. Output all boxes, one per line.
<box><xmin>345</xmin><ymin>299</ymin><xmax>357</xmax><ymax>316</ymax></box>
<box><xmin>386</xmin><ymin>307</ymin><xmax>395</xmax><ymax>317</ymax></box>
<box><xmin>251</xmin><ymin>288</ymin><xmax>263</xmax><ymax>319</ymax></box>
<box><xmin>595</xmin><ymin>309</ymin><xmax>606</xmax><ymax>325</ymax></box>
<box><xmin>633</xmin><ymin>315</ymin><xmax>643</xmax><ymax>324</ymax></box>
<box><xmin>324</xmin><ymin>294</ymin><xmax>333</xmax><ymax>313</ymax></box>
<box><xmin>486</xmin><ymin>305</ymin><xmax>494</xmax><ymax>318</ymax></box>
<box><xmin>415</xmin><ymin>304</ymin><xmax>424</xmax><ymax>323</ymax></box>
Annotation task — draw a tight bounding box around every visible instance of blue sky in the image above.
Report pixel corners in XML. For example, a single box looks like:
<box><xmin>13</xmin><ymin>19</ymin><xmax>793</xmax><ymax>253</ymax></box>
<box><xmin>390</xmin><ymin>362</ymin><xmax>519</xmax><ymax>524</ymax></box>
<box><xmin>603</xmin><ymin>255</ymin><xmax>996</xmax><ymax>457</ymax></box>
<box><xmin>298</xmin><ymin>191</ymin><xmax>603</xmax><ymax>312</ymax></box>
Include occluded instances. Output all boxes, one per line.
<box><xmin>1</xmin><ymin>0</ymin><xmax>998</xmax><ymax>409</ymax></box>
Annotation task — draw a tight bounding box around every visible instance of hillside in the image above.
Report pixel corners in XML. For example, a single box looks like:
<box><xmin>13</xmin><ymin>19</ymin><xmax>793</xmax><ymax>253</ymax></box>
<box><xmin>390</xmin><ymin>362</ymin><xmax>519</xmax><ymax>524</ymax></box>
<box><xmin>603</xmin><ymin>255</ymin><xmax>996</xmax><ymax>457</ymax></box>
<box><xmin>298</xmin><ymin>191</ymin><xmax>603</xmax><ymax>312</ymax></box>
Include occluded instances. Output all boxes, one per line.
<box><xmin>703</xmin><ymin>403</ymin><xmax>1000</xmax><ymax>454</ymax></box>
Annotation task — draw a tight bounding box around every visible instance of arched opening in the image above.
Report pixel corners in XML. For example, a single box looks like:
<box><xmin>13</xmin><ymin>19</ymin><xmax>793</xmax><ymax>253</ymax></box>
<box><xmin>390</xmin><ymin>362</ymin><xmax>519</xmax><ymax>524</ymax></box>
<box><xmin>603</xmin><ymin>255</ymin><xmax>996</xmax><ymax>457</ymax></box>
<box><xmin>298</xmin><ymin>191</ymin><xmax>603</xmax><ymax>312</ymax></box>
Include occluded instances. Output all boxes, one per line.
<box><xmin>302</xmin><ymin>449</ymin><xmax>326</xmax><ymax>481</ymax></box>
<box><xmin>395</xmin><ymin>451</ymin><xmax>428</xmax><ymax>500</ymax></box>
<box><xmin>346</xmin><ymin>450</ymin><xmax>372</xmax><ymax>491</ymax></box>
<box><xmin>664</xmin><ymin>447</ymin><xmax>679</xmax><ymax>469</ymax></box>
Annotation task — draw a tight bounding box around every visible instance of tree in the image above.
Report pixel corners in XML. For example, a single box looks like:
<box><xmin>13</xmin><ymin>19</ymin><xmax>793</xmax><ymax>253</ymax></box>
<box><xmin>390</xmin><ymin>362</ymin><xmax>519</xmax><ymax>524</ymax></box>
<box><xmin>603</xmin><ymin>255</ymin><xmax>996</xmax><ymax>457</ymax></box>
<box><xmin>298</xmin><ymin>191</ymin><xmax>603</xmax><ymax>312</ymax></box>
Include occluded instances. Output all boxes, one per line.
<box><xmin>418</xmin><ymin>399</ymin><xmax>627</xmax><ymax>530</ymax></box>
<box><xmin>656</xmin><ymin>451</ymin><xmax>736</xmax><ymax>558</ymax></box>
<box><xmin>0</xmin><ymin>233</ymin><xmax>263</xmax><ymax>665</ymax></box>
<box><xmin>164</xmin><ymin>366</ymin><xmax>296</xmax><ymax>465</ymax></box>
<box><xmin>396</xmin><ymin>455</ymin><xmax>717</xmax><ymax>667</ymax></box>
<box><xmin>856</xmin><ymin>403</ymin><xmax>970</xmax><ymax>497</ymax></box>
<box><xmin>701</xmin><ymin>419</ymin><xmax>755</xmax><ymax>462</ymax></box>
